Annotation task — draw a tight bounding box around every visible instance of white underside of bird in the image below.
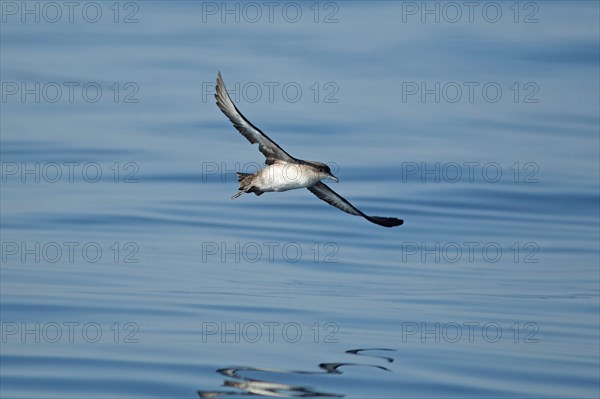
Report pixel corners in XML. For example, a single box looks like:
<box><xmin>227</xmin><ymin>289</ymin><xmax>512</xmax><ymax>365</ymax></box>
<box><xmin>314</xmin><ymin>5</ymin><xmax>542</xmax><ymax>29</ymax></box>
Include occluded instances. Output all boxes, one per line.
<box><xmin>253</xmin><ymin>164</ymin><xmax>326</xmax><ymax>192</ymax></box>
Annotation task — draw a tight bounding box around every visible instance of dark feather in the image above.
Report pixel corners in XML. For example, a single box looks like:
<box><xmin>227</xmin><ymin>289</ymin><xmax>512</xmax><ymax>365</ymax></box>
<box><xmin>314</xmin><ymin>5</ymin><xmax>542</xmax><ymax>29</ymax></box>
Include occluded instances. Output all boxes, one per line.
<box><xmin>307</xmin><ymin>182</ymin><xmax>403</xmax><ymax>227</ymax></box>
<box><xmin>215</xmin><ymin>72</ymin><xmax>297</xmax><ymax>165</ymax></box>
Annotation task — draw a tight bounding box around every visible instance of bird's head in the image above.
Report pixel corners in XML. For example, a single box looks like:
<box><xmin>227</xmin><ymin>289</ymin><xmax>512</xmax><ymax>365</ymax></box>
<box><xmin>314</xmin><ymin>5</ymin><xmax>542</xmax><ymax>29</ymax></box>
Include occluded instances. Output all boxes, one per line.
<box><xmin>309</xmin><ymin>161</ymin><xmax>338</xmax><ymax>182</ymax></box>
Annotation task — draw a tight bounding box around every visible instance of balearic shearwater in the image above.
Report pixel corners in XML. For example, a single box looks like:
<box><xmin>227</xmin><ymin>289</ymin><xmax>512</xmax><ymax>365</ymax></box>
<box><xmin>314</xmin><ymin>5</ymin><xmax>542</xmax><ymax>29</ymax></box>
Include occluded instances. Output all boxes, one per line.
<box><xmin>215</xmin><ymin>72</ymin><xmax>403</xmax><ymax>227</ymax></box>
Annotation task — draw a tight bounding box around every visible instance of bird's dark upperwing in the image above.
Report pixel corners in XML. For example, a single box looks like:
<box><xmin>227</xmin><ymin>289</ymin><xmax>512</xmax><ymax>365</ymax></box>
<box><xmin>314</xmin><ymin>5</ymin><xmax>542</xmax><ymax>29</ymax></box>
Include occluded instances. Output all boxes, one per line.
<box><xmin>215</xmin><ymin>72</ymin><xmax>297</xmax><ymax>165</ymax></box>
<box><xmin>307</xmin><ymin>182</ymin><xmax>403</xmax><ymax>228</ymax></box>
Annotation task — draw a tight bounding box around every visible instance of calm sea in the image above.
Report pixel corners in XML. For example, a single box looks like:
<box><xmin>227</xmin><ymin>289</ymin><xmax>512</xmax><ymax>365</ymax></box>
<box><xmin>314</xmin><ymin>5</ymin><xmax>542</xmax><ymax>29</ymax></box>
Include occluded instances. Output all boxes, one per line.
<box><xmin>1</xmin><ymin>1</ymin><xmax>599</xmax><ymax>398</ymax></box>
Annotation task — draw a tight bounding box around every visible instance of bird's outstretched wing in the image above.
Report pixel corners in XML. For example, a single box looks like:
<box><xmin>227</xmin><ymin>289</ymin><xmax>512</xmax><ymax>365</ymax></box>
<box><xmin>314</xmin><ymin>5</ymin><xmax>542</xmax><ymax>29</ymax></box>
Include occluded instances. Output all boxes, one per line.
<box><xmin>215</xmin><ymin>72</ymin><xmax>297</xmax><ymax>165</ymax></box>
<box><xmin>307</xmin><ymin>182</ymin><xmax>403</xmax><ymax>227</ymax></box>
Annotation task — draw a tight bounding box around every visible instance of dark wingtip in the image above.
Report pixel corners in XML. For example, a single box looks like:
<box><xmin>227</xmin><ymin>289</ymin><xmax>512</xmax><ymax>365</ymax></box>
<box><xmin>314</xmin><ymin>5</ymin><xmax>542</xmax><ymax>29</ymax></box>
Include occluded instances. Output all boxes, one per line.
<box><xmin>367</xmin><ymin>216</ymin><xmax>404</xmax><ymax>227</ymax></box>
<box><xmin>383</xmin><ymin>218</ymin><xmax>404</xmax><ymax>228</ymax></box>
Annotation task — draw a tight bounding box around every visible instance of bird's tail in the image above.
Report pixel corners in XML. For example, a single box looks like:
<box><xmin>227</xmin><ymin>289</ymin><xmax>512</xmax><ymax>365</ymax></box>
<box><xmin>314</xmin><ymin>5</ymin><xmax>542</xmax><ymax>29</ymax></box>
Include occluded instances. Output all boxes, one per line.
<box><xmin>232</xmin><ymin>172</ymin><xmax>260</xmax><ymax>199</ymax></box>
<box><xmin>236</xmin><ymin>172</ymin><xmax>254</xmax><ymax>189</ymax></box>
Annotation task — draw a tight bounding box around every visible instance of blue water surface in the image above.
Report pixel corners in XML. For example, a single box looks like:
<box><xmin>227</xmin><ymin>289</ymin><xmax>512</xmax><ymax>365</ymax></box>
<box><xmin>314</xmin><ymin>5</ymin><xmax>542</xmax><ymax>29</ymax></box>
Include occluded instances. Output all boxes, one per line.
<box><xmin>1</xmin><ymin>1</ymin><xmax>599</xmax><ymax>398</ymax></box>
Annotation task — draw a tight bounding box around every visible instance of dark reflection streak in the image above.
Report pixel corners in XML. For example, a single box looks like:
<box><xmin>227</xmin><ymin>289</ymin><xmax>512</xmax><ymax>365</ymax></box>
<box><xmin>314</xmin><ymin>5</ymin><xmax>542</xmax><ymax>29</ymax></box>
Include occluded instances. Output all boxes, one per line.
<box><xmin>318</xmin><ymin>363</ymin><xmax>392</xmax><ymax>374</ymax></box>
<box><xmin>345</xmin><ymin>348</ymin><xmax>397</xmax><ymax>363</ymax></box>
<box><xmin>197</xmin><ymin>348</ymin><xmax>395</xmax><ymax>398</ymax></box>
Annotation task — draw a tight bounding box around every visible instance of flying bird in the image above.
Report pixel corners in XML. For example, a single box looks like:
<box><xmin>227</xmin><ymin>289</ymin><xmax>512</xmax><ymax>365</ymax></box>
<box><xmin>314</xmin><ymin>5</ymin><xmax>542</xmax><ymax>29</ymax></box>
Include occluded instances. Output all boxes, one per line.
<box><xmin>214</xmin><ymin>72</ymin><xmax>403</xmax><ymax>227</ymax></box>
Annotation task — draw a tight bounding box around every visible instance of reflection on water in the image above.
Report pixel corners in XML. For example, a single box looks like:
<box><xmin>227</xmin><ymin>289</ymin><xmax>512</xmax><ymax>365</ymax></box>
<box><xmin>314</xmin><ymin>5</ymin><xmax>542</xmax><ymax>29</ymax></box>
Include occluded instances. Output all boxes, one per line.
<box><xmin>198</xmin><ymin>349</ymin><xmax>395</xmax><ymax>398</ymax></box>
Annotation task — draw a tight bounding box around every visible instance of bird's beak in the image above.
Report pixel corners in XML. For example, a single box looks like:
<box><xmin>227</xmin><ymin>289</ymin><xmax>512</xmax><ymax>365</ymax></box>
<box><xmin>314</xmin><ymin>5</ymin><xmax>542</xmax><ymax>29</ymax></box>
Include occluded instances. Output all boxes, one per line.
<box><xmin>328</xmin><ymin>174</ymin><xmax>339</xmax><ymax>183</ymax></box>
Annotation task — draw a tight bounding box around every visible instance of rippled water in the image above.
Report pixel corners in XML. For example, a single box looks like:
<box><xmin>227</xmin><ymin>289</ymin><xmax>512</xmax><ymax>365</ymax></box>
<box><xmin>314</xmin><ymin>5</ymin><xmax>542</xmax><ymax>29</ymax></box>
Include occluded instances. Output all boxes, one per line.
<box><xmin>1</xmin><ymin>1</ymin><xmax>599</xmax><ymax>398</ymax></box>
